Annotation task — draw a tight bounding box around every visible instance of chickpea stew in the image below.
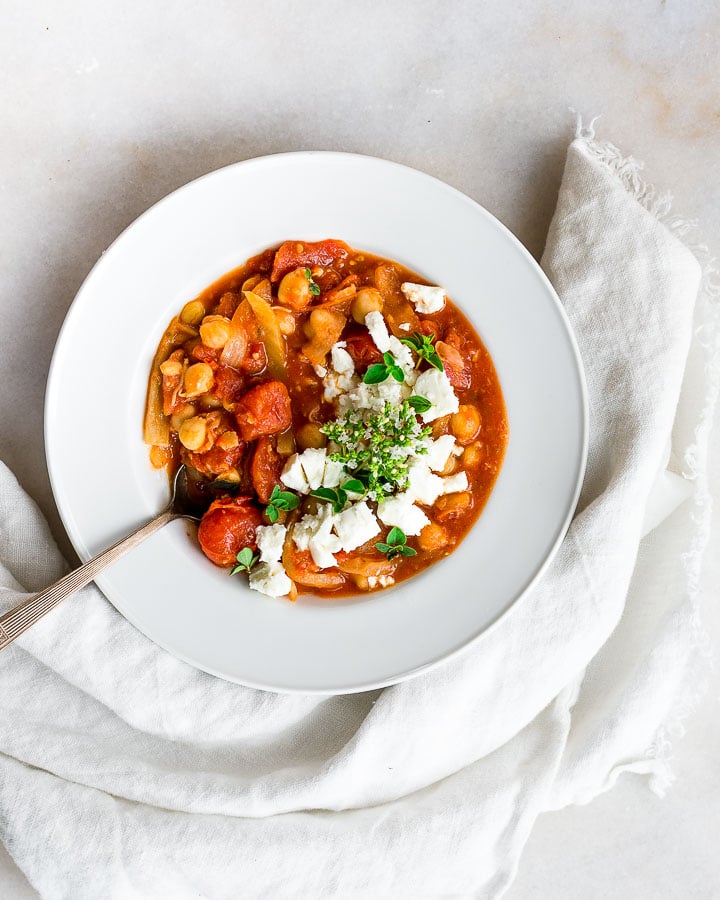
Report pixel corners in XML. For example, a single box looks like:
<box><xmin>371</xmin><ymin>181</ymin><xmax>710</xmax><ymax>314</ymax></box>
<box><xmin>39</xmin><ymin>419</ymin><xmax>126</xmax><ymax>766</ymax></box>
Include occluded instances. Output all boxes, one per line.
<box><xmin>144</xmin><ymin>239</ymin><xmax>508</xmax><ymax>599</ymax></box>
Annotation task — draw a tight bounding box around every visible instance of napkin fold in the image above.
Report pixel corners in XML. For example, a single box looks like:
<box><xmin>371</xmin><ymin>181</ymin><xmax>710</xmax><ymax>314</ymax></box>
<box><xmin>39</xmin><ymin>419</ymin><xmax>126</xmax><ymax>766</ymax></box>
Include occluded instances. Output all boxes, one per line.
<box><xmin>1</xmin><ymin>121</ymin><xmax>717</xmax><ymax>899</ymax></box>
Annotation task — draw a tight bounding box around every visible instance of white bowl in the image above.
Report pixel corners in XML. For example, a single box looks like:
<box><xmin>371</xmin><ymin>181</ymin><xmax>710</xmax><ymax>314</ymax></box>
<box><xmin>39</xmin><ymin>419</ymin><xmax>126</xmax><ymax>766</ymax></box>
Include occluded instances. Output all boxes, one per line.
<box><xmin>45</xmin><ymin>152</ymin><xmax>588</xmax><ymax>693</ymax></box>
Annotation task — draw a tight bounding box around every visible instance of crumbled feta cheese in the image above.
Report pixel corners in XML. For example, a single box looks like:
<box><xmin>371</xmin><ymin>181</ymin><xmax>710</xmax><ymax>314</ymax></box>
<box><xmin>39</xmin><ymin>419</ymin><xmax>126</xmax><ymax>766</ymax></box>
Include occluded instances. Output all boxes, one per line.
<box><xmin>280</xmin><ymin>454</ymin><xmax>310</xmax><ymax>493</ymax></box>
<box><xmin>441</xmin><ymin>471</ymin><xmax>469</xmax><ymax>494</ymax></box>
<box><xmin>308</xmin><ymin>513</ymin><xmax>343</xmax><ymax>568</ymax></box>
<box><xmin>282</xmin><ymin>448</ymin><xmax>341</xmax><ymax>493</ymax></box>
<box><xmin>332</xmin><ymin>501</ymin><xmax>381</xmax><ymax>552</ymax></box>
<box><xmin>338</xmin><ymin>378</ymin><xmax>410</xmax><ymax>415</ymax></box>
<box><xmin>405</xmin><ymin>459</ymin><xmax>444</xmax><ymax>506</ymax></box>
<box><xmin>365</xmin><ymin>310</ymin><xmax>391</xmax><ymax>353</ymax></box>
<box><xmin>413</xmin><ymin>369</ymin><xmax>459</xmax><ymax>422</ymax></box>
<box><xmin>249</xmin><ymin>562</ymin><xmax>292</xmax><ymax>598</ymax></box>
<box><xmin>367</xmin><ymin>574</ymin><xmax>395</xmax><ymax>589</ymax></box>
<box><xmin>255</xmin><ymin>523</ymin><xmax>287</xmax><ymax>563</ymax></box>
<box><xmin>313</xmin><ymin>364</ymin><xmax>328</xmax><ymax>378</ymax></box>
<box><xmin>376</xmin><ymin>493</ymin><xmax>430</xmax><ymax>536</ymax></box>
<box><xmin>421</xmin><ymin>434</ymin><xmax>458</xmax><ymax>472</ymax></box>
<box><xmin>298</xmin><ymin>447</ymin><xmax>328</xmax><ymax>490</ymax></box>
<box><xmin>292</xmin><ymin>505</ymin><xmax>341</xmax><ymax>569</ymax></box>
<box><xmin>322</xmin><ymin>457</ymin><xmax>345</xmax><ymax>488</ymax></box>
<box><xmin>387</xmin><ymin>336</ymin><xmax>417</xmax><ymax>386</ymax></box>
<box><xmin>399</xmin><ymin>322</ymin><xmax>411</xmax><ymax>332</ymax></box>
<box><xmin>331</xmin><ymin>344</ymin><xmax>355</xmax><ymax>375</ymax></box>
<box><xmin>401</xmin><ymin>282</ymin><xmax>447</xmax><ymax>314</ymax></box>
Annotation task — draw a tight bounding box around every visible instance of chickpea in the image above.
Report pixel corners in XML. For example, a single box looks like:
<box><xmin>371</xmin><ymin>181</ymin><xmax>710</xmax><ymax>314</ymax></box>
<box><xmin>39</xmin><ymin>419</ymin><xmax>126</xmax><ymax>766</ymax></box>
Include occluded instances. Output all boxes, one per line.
<box><xmin>178</xmin><ymin>416</ymin><xmax>208</xmax><ymax>451</ymax></box>
<box><xmin>182</xmin><ymin>362</ymin><xmax>214</xmax><ymax>397</ymax></box>
<box><xmin>450</xmin><ymin>405</ymin><xmax>482</xmax><ymax>444</ymax></box>
<box><xmin>351</xmin><ymin>288</ymin><xmax>384</xmax><ymax>324</ymax></box>
<box><xmin>418</xmin><ymin>522</ymin><xmax>449</xmax><ymax>552</ymax></box>
<box><xmin>296</xmin><ymin>422</ymin><xmax>327</xmax><ymax>450</ymax></box>
<box><xmin>278</xmin><ymin>267</ymin><xmax>313</xmax><ymax>310</ymax></box>
<box><xmin>199</xmin><ymin>315</ymin><xmax>232</xmax><ymax>349</ymax></box>
<box><xmin>170</xmin><ymin>404</ymin><xmax>197</xmax><ymax>432</ymax></box>
<box><xmin>435</xmin><ymin>492</ymin><xmax>472</xmax><ymax>517</ymax></box>
<box><xmin>159</xmin><ymin>358</ymin><xmax>183</xmax><ymax>378</ymax></box>
<box><xmin>462</xmin><ymin>441</ymin><xmax>485</xmax><ymax>467</ymax></box>
<box><xmin>216</xmin><ymin>430</ymin><xmax>239</xmax><ymax>450</ymax></box>
<box><xmin>180</xmin><ymin>299</ymin><xmax>205</xmax><ymax>326</ymax></box>
<box><xmin>272</xmin><ymin>306</ymin><xmax>296</xmax><ymax>335</ymax></box>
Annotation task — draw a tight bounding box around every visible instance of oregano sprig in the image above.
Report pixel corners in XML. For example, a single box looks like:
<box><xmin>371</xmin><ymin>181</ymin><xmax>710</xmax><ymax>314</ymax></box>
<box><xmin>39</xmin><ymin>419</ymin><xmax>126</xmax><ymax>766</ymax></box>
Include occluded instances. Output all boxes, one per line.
<box><xmin>264</xmin><ymin>485</ymin><xmax>300</xmax><ymax>523</ymax></box>
<box><xmin>304</xmin><ymin>267</ymin><xmax>321</xmax><ymax>296</ymax></box>
<box><xmin>399</xmin><ymin>332</ymin><xmax>443</xmax><ymax>371</ymax></box>
<box><xmin>230</xmin><ymin>547</ymin><xmax>259</xmax><ymax>575</ymax></box>
<box><xmin>375</xmin><ymin>527</ymin><xmax>417</xmax><ymax>560</ymax></box>
<box><xmin>363</xmin><ymin>352</ymin><xmax>405</xmax><ymax>385</ymax></box>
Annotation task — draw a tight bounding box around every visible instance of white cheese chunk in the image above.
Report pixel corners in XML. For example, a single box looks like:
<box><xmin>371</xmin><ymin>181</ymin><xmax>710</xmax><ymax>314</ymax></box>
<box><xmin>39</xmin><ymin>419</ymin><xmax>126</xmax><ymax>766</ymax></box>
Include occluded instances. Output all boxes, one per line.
<box><xmin>313</xmin><ymin>364</ymin><xmax>328</xmax><ymax>378</ymax></box>
<box><xmin>405</xmin><ymin>459</ymin><xmax>444</xmax><ymax>506</ymax></box>
<box><xmin>338</xmin><ymin>378</ymin><xmax>410</xmax><ymax>415</ymax></box>
<box><xmin>249</xmin><ymin>562</ymin><xmax>292</xmax><ymax>598</ymax></box>
<box><xmin>255</xmin><ymin>523</ymin><xmax>287</xmax><ymax>564</ymax></box>
<box><xmin>308</xmin><ymin>513</ymin><xmax>343</xmax><ymax>568</ymax></box>
<box><xmin>365</xmin><ymin>310</ymin><xmax>391</xmax><ymax>353</ymax></box>
<box><xmin>298</xmin><ymin>447</ymin><xmax>328</xmax><ymax>490</ymax></box>
<box><xmin>413</xmin><ymin>369</ymin><xmax>459</xmax><ymax>422</ymax></box>
<box><xmin>422</xmin><ymin>434</ymin><xmax>458</xmax><ymax>472</ymax></box>
<box><xmin>322</xmin><ymin>457</ymin><xmax>345</xmax><ymax>489</ymax></box>
<box><xmin>441</xmin><ymin>471</ymin><xmax>469</xmax><ymax>494</ymax></box>
<box><xmin>280</xmin><ymin>453</ymin><xmax>310</xmax><ymax>493</ymax></box>
<box><xmin>376</xmin><ymin>493</ymin><xmax>430</xmax><ymax>536</ymax></box>
<box><xmin>399</xmin><ymin>322</ymin><xmax>411</xmax><ymax>332</ymax></box>
<box><xmin>331</xmin><ymin>344</ymin><xmax>355</xmax><ymax>375</ymax></box>
<box><xmin>332</xmin><ymin>501</ymin><xmax>381</xmax><ymax>552</ymax></box>
<box><xmin>401</xmin><ymin>282</ymin><xmax>447</xmax><ymax>314</ymax></box>
<box><xmin>387</xmin><ymin>336</ymin><xmax>417</xmax><ymax>386</ymax></box>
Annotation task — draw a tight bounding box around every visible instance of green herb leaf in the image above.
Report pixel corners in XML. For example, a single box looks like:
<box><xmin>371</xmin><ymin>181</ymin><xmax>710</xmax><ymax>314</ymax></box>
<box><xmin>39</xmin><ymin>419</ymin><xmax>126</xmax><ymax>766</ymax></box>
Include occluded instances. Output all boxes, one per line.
<box><xmin>362</xmin><ymin>352</ymin><xmax>405</xmax><ymax>385</ymax></box>
<box><xmin>376</xmin><ymin>526</ymin><xmax>415</xmax><ymax>560</ymax></box>
<box><xmin>400</xmin><ymin>332</ymin><xmax>444</xmax><ymax>371</ymax></box>
<box><xmin>263</xmin><ymin>485</ymin><xmax>299</xmax><ymax>523</ymax></box>
<box><xmin>230</xmin><ymin>547</ymin><xmax>259</xmax><ymax>575</ymax></box>
<box><xmin>408</xmin><ymin>395</ymin><xmax>432</xmax><ymax>414</ymax></box>
<box><xmin>304</xmin><ymin>267</ymin><xmax>321</xmax><ymax>296</ymax></box>
<box><xmin>342</xmin><ymin>478</ymin><xmax>366</xmax><ymax>494</ymax></box>
<box><xmin>311</xmin><ymin>486</ymin><xmax>348</xmax><ymax>513</ymax></box>
<box><xmin>266</xmin><ymin>504</ymin><xmax>279</xmax><ymax>523</ymax></box>
<box><xmin>363</xmin><ymin>363</ymin><xmax>390</xmax><ymax>384</ymax></box>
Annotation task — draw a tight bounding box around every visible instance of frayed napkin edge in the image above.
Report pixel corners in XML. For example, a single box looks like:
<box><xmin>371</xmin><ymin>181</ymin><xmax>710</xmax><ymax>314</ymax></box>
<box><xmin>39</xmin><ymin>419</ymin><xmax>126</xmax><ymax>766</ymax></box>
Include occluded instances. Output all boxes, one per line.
<box><xmin>570</xmin><ymin>113</ymin><xmax>720</xmax><ymax>797</ymax></box>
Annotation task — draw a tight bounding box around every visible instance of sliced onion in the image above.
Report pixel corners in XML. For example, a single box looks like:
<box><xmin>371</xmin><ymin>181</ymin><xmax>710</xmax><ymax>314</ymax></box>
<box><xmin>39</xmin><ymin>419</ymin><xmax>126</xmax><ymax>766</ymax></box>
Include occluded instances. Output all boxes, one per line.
<box><xmin>245</xmin><ymin>290</ymin><xmax>288</xmax><ymax>382</ymax></box>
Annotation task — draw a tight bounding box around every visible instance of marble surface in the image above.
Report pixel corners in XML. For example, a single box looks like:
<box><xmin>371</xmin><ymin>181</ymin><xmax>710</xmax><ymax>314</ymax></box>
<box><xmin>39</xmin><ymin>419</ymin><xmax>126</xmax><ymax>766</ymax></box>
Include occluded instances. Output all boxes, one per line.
<box><xmin>1</xmin><ymin>1</ymin><xmax>718</xmax><ymax>897</ymax></box>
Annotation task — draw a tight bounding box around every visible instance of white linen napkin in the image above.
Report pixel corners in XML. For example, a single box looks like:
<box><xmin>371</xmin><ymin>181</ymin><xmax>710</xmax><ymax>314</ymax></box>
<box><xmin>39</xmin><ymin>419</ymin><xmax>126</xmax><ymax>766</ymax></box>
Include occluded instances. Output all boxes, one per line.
<box><xmin>0</xmin><ymin>121</ymin><xmax>717</xmax><ymax>899</ymax></box>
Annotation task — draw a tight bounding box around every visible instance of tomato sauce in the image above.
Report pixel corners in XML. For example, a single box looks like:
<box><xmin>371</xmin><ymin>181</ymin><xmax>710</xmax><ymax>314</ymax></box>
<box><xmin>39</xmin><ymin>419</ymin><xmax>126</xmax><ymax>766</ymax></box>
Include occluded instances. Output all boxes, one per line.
<box><xmin>144</xmin><ymin>240</ymin><xmax>508</xmax><ymax>598</ymax></box>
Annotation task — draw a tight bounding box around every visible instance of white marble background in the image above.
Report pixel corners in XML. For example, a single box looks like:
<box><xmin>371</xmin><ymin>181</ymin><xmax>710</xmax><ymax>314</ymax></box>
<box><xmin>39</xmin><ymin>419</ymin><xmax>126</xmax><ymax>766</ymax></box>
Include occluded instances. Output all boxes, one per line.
<box><xmin>1</xmin><ymin>1</ymin><xmax>718</xmax><ymax>897</ymax></box>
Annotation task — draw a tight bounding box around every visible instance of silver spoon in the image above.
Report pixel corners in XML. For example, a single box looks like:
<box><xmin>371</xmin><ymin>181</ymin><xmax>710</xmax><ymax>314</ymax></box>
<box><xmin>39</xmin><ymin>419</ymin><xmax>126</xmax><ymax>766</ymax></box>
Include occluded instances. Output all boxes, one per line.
<box><xmin>0</xmin><ymin>466</ymin><xmax>203</xmax><ymax>651</ymax></box>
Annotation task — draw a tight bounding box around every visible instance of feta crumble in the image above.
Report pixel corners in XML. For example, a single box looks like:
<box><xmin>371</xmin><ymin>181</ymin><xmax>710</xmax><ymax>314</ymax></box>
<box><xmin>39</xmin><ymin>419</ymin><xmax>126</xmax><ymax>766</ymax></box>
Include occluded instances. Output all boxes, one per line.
<box><xmin>249</xmin><ymin>562</ymin><xmax>292</xmax><ymax>598</ymax></box>
<box><xmin>376</xmin><ymin>493</ymin><xmax>430</xmax><ymax>536</ymax></box>
<box><xmin>401</xmin><ymin>282</ymin><xmax>447</xmax><ymax>314</ymax></box>
<box><xmin>332</xmin><ymin>501</ymin><xmax>381</xmax><ymax>552</ymax></box>
<box><xmin>413</xmin><ymin>369</ymin><xmax>459</xmax><ymax>422</ymax></box>
<box><xmin>281</xmin><ymin>448</ymin><xmax>343</xmax><ymax>494</ymax></box>
<box><xmin>255</xmin><ymin>523</ymin><xmax>287</xmax><ymax>563</ymax></box>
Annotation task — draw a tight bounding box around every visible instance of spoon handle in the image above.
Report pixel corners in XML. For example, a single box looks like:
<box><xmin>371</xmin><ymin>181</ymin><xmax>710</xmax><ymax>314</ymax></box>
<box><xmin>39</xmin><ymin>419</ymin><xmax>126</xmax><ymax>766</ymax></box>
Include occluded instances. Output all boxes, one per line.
<box><xmin>0</xmin><ymin>510</ymin><xmax>178</xmax><ymax>651</ymax></box>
